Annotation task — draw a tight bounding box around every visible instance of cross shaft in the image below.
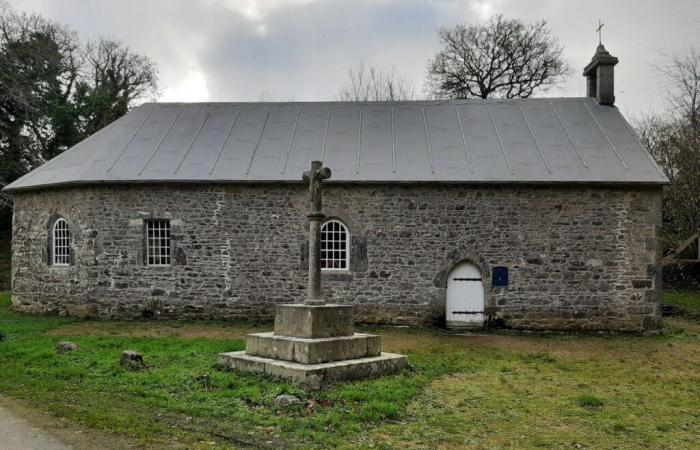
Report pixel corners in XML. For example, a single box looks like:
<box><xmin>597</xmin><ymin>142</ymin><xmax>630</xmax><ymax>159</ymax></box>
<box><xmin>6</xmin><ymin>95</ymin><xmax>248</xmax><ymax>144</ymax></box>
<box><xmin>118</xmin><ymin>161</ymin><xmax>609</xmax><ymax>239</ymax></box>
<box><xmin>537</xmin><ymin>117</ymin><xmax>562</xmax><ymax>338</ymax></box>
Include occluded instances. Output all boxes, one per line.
<box><xmin>302</xmin><ymin>161</ymin><xmax>332</xmax><ymax>305</ymax></box>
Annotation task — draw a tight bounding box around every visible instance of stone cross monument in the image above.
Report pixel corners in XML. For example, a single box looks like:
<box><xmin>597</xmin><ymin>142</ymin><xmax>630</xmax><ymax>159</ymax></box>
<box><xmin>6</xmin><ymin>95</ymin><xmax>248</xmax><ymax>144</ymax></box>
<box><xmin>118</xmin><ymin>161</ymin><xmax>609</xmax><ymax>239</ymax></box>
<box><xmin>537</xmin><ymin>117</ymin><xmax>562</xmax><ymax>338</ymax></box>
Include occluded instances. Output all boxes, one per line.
<box><xmin>302</xmin><ymin>161</ymin><xmax>331</xmax><ymax>305</ymax></box>
<box><xmin>217</xmin><ymin>161</ymin><xmax>407</xmax><ymax>390</ymax></box>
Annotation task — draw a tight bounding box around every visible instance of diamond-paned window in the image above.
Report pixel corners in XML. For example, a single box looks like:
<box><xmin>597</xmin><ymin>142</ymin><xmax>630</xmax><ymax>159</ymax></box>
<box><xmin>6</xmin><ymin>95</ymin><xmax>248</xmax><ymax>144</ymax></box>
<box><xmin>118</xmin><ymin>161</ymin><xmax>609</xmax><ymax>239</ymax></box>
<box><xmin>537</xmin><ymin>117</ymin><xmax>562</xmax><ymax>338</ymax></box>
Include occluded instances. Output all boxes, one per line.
<box><xmin>52</xmin><ymin>218</ymin><xmax>70</xmax><ymax>266</ymax></box>
<box><xmin>146</xmin><ymin>219</ymin><xmax>171</xmax><ymax>266</ymax></box>
<box><xmin>320</xmin><ymin>220</ymin><xmax>349</xmax><ymax>271</ymax></box>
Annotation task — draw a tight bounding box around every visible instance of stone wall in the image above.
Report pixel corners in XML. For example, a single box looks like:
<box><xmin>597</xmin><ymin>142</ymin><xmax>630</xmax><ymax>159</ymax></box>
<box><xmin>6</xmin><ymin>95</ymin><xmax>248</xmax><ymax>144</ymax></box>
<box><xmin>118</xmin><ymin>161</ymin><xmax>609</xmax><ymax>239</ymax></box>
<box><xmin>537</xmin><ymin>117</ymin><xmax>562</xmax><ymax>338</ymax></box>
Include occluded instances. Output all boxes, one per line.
<box><xmin>10</xmin><ymin>183</ymin><xmax>663</xmax><ymax>331</ymax></box>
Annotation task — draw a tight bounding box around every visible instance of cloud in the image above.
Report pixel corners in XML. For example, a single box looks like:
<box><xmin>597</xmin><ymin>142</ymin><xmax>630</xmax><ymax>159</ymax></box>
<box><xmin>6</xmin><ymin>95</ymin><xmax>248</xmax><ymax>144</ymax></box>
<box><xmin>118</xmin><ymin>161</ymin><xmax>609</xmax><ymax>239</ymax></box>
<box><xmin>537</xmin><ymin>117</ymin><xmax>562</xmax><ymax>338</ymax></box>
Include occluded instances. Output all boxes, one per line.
<box><xmin>218</xmin><ymin>0</ymin><xmax>322</xmax><ymax>21</ymax></box>
<box><xmin>161</xmin><ymin>69</ymin><xmax>210</xmax><ymax>102</ymax></box>
<box><xmin>12</xmin><ymin>0</ymin><xmax>700</xmax><ymax>116</ymax></box>
<box><xmin>468</xmin><ymin>0</ymin><xmax>502</xmax><ymax>20</ymax></box>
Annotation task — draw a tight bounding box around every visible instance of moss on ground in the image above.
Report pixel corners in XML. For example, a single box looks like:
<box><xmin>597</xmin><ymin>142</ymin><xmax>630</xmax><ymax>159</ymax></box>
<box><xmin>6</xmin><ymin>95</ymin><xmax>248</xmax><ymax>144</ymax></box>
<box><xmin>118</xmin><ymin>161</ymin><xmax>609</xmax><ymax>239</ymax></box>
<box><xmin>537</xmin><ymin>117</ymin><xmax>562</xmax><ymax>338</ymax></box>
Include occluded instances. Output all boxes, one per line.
<box><xmin>0</xmin><ymin>291</ymin><xmax>699</xmax><ymax>449</ymax></box>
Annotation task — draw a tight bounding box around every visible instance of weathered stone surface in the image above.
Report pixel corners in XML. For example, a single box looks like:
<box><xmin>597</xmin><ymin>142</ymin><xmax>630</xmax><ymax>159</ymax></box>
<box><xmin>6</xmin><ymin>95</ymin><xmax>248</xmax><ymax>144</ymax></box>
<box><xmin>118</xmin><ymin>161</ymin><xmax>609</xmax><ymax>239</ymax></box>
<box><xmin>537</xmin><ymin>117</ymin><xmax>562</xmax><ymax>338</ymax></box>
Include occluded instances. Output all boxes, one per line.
<box><xmin>56</xmin><ymin>341</ymin><xmax>77</xmax><ymax>354</ymax></box>
<box><xmin>121</xmin><ymin>350</ymin><xmax>144</xmax><ymax>369</ymax></box>
<box><xmin>246</xmin><ymin>332</ymin><xmax>381</xmax><ymax>364</ymax></box>
<box><xmin>274</xmin><ymin>304</ymin><xmax>354</xmax><ymax>338</ymax></box>
<box><xmin>10</xmin><ymin>184</ymin><xmax>663</xmax><ymax>331</ymax></box>
<box><xmin>274</xmin><ymin>394</ymin><xmax>301</xmax><ymax>406</ymax></box>
<box><xmin>299</xmin><ymin>375</ymin><xmax>322</xmax><ymax>392</ymax></box>
<box><xmin>217</xmin><ymin>351</ymin><xmax>409</xmax><ymax>387</ymax></box>
<box><xmin>195</xmin><ymin>373</ymin><xmax>213</xmax><ymax>390</ymax></box>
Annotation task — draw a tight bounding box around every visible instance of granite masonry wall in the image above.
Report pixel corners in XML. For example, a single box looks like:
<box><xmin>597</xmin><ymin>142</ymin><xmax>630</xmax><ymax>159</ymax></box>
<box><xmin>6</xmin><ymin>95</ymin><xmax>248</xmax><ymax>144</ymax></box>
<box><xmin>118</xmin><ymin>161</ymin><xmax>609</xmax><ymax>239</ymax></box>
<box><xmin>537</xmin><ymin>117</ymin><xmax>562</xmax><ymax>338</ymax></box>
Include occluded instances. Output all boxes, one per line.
<box><xmin>10</xmin><ymin>183</ymin><xmax>663</xmax><ymax>331</ymax></box>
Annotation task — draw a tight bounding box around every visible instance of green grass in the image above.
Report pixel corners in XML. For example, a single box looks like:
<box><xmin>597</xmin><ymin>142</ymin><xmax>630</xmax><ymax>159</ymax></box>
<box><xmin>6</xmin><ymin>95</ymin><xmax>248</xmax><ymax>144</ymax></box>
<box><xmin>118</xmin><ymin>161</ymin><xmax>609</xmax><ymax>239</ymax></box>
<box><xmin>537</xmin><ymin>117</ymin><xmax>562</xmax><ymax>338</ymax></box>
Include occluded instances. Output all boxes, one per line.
<box><xmin>663</xmin><ymin>290</ymin><xmax>700</xmax><ymax>315</ymax></box>
<box><xmin>575</xmin><ymin>394</ymin><xmax>604</xmax><ymax>409</ymax></box>
<box><xmin>1</xmin><ymin>291</ymin><xmax>700</xmax><ymax>449</ymax></box>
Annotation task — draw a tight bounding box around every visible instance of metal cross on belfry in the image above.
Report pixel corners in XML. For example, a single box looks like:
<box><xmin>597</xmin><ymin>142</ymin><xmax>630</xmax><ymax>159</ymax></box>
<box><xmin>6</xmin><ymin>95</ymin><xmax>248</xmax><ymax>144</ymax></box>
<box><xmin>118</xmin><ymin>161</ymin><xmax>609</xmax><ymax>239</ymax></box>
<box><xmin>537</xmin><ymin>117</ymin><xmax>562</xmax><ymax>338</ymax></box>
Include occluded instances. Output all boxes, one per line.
<box><xmin>302</xmin><ymin>161</ymin><xmax>332</xmax><ymax>305</ymax></box>
<box><xmin>596</xmin><ymin>19</ymin><xmax>605</xmax><ymax>45</ymax></box>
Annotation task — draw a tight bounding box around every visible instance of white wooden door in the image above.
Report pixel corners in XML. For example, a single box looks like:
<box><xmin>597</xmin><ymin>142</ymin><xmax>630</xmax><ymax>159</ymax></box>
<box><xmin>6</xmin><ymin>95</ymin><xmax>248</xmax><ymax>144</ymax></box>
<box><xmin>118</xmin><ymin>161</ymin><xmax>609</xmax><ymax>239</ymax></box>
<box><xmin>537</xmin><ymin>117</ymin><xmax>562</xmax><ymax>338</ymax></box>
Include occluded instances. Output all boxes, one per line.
<box><xmin>446</xmin><ymin>262</ymin><xmax>485</xmax><ymax>328</ymax></box>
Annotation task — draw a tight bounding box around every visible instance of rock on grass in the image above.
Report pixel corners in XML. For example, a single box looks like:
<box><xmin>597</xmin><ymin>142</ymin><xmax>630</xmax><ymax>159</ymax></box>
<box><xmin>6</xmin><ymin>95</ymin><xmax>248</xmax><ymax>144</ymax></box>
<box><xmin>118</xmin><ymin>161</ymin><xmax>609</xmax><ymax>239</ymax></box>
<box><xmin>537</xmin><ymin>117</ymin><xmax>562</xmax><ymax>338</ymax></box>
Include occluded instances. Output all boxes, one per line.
<box><xmin>57</xmin><ymin>341</ymin><xmax>78</xmax><ymax>353</ymax></box>
<box><xmin>121</xmin><ymin>350</ymin><xmax>145</xmax><ymax>369</ymax></box>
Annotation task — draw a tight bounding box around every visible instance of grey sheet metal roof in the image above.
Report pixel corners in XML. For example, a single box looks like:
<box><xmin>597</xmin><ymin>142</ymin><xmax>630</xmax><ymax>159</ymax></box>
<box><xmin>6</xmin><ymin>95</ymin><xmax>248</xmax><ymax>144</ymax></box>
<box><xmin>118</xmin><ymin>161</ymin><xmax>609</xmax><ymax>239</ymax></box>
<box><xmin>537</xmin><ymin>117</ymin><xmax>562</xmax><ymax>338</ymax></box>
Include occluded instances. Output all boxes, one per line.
<box><xmin>4</xmin><ymin>98</ymin><xmax>667</xmax><ymax>191</ymax></box>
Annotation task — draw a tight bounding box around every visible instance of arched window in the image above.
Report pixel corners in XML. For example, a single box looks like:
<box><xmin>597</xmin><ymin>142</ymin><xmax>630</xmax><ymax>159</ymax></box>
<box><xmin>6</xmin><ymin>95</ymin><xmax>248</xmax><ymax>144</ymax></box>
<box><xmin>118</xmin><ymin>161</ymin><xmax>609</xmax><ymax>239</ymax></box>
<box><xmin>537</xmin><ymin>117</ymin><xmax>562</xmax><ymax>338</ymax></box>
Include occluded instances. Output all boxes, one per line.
<box><xmin>52</xmin><ymin>218</ymin><xmax>71</xmax><ymax>266</ymax></box>
<box><xmin>321</xmin><ymin>219</ymin><xmax>349</xmax><ymax>271</ymax></box>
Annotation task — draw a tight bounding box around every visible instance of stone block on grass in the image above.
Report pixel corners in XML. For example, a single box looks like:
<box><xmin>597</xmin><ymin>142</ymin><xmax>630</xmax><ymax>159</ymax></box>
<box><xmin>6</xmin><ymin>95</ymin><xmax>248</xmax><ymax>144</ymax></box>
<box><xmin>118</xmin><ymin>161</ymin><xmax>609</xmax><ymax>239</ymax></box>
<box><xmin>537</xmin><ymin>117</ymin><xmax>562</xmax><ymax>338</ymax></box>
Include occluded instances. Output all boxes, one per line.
<box><xmin>57</xmin><ymin>341</ymin><xmax>78</xmax><ymax>354</ymax></box>
<box><xmin>121</xmin><ymin>350</ymin><xmax>145</xmax><ymax>369</ymax></box>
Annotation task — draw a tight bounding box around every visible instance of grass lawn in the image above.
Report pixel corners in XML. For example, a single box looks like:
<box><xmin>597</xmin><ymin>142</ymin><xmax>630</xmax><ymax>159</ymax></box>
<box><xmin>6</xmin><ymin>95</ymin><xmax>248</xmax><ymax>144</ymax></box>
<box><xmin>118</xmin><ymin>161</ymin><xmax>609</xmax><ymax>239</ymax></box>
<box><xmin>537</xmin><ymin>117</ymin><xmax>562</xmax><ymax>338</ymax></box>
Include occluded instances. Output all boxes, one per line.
<box><xmin>663</xmin><ymin>290</ymin><xmax>700</xmax><ymax>316</ymax></box>
<box><xmin>0</xmin><ymin>292</ymin><xmax>699</xmax><ymax>449</ymax></box>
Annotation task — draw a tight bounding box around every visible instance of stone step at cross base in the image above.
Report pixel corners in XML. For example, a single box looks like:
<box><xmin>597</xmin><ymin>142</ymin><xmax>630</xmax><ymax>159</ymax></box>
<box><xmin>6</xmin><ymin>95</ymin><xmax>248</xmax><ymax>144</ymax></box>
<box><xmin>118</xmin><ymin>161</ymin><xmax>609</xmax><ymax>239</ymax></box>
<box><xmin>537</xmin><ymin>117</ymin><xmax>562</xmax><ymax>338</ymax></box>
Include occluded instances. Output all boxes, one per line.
<box><xmin>218</xmin><ymin>303</ymin><xmax>409</xmax><ymax>389</ymax></box>
<box><xmin>218</xmin><ymin>351</ymin><xmax>408</xmax><ymax>385</ymax></box>
<box><xmin>246</xmin><ymin>332</ymin><xmax>381</xmax><ymax>364</ymax></box>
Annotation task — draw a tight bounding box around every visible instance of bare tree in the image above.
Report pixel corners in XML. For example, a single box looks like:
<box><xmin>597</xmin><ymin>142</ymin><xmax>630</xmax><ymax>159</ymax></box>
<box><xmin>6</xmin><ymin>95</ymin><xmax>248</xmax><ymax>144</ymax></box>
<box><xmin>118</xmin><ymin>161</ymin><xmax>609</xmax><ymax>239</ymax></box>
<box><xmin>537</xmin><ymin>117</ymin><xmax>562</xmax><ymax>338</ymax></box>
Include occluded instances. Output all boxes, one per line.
<box><xmin>426</xmin><ymin>15</ymin><xmax>570</xmax><ymax>99</ymax></box>
<box><xmin>256</xmin><ymin>91</ymin><xmax>296</xmax><ymax>102</ymax></box>
<box><xmin>636</xmin><ymin>48</ymin><xmax>700</xmax><ymax>255</ymax></box>
<box><xmin>338</xmin><ymin>62</ymin><xmax>415</xmax><ymax>101</ymax></box>
<box><xmin>652</xmin><ymin>48</ymin><xmax>700</xmax><ymax>128</ymax></box>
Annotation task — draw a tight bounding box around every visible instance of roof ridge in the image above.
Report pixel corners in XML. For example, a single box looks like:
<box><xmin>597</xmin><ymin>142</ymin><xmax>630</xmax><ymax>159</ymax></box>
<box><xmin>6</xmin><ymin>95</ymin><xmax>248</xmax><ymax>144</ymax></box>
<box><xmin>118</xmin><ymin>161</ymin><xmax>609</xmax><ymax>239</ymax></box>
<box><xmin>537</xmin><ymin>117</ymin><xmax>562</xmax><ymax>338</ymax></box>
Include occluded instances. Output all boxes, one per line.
<box><xmin>142</xmin><ymin>97</ymin><xmax>597</xmax><ymax>107</ymax></box>
<box><xmin>2</xmin><ymin>98</ymin><xmax>667</xmax><ymax>192</ymax></box>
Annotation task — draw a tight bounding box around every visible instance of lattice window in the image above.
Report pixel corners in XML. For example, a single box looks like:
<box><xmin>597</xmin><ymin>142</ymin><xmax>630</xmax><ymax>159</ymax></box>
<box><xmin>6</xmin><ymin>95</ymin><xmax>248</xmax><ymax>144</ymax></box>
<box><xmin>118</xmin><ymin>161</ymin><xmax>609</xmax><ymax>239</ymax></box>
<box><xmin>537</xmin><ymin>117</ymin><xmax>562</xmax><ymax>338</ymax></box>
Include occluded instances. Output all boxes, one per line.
<box><xmin>146</xmin><ymin>219</ymin><xmax>171</xmax><ymax>266</ymax></box>
<box><xmin>52</xmin><ymin>218</ymin><xmax>71</xmax><ymax>266</ymax></box>
<box><xmin>321</xmin><ymin>220</ymin><xmax>349</xmax><ymax>271</ymax></box>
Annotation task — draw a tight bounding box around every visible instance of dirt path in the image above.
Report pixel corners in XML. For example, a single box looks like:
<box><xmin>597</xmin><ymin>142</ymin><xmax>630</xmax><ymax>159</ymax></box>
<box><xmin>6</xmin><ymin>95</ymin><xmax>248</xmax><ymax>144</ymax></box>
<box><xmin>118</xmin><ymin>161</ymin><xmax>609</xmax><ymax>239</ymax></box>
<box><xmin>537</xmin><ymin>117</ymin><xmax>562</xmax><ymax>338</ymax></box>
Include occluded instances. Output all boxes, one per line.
<box><xmin>0</xmin><ymin>395</ymin><xmax>149</xmax><ymax>450</ymax></box>
<box><xmin>0</xmin><ymin>403</ymin><xmax>71</xmax><ymax>450</ymax></box>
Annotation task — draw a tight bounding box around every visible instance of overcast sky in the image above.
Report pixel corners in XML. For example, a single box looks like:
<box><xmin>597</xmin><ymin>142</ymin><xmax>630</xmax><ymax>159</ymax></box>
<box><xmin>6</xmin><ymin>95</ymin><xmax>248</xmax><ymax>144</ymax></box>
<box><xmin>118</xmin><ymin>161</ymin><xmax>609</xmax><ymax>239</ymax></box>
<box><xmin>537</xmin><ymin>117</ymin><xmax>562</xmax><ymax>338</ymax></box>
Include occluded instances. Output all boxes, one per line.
<box><xmin>13</xmin><ymin>0</ymin><xmax>700</xmax><ymax>118</ymax></box>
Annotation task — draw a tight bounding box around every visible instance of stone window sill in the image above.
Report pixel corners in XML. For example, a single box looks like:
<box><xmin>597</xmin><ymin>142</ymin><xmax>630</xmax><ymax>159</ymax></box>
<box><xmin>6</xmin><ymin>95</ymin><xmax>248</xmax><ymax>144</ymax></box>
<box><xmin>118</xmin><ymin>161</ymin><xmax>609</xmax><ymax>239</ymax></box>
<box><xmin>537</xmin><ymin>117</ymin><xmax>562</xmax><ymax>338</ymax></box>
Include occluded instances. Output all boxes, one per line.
<box><xmin>322</xmin><ymin>270</ymin><xmax>353</xmax><ymax>282</ymax></box>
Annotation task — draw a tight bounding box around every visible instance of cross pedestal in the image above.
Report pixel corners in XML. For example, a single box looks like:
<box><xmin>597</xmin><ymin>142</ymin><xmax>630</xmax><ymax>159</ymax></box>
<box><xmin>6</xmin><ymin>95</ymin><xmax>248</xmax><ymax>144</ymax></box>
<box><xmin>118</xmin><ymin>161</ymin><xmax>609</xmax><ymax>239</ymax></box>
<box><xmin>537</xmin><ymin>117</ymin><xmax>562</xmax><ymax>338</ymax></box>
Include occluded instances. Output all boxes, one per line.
<box><xmin>218</xmin><ymin>161</ymin><xmax>407</xmax><ymax>389</ymax></box>
<box><xmin>218</xmin><ymin>303</ymin><xmax>407</xmax><ymax>389</ymax></box>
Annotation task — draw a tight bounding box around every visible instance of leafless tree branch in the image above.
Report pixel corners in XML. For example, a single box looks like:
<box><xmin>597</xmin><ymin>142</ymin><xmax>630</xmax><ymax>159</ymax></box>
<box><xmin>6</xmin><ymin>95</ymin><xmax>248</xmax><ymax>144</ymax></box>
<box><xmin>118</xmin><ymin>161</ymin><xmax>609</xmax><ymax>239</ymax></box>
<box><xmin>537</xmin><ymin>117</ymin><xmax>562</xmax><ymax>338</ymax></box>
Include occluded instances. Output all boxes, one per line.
<box><xmin>426</xmin><ymin>15</ymin><xmax>571</xmax><ymax>99</ymax></box>
<box><xmin>338</xmin><ymin>61</ymin><xmax>416</xmax><ymax>101</ymax></box>
<box><xmin>637</xmin><ymin>47</ymin><xmax>700</xmax><ymax>251</ymax></box>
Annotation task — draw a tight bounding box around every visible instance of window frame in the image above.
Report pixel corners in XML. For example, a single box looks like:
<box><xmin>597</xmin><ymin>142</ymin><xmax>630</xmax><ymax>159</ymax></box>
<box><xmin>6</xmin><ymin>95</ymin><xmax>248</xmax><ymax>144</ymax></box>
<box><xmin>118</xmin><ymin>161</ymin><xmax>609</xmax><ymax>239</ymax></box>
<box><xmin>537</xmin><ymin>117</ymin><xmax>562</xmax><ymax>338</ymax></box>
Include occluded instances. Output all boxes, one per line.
<box><xmin>145</xmin><ymin>219</ymin><xmax>172</xmax><ymax>267</ymax></box>
<box><xmin>52</xmin><ymin>218</ymin><xmax>71</xmax><ymax>267</ymax></box>
<box><xmin>320</xmin><ymin>219</ymin><xmax>350</xmax><ymax>272</ymax></box>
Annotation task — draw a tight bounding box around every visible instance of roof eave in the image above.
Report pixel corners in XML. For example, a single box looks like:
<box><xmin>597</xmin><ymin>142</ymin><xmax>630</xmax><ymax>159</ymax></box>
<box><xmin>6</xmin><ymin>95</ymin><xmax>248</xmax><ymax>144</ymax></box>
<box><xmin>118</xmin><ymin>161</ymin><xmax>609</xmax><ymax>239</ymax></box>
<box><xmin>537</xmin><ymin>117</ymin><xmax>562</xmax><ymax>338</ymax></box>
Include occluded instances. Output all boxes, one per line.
<box><xmin>2</xmin><ymin>178</ymin><xmax>669</xmax><ymax>194</ymax></box>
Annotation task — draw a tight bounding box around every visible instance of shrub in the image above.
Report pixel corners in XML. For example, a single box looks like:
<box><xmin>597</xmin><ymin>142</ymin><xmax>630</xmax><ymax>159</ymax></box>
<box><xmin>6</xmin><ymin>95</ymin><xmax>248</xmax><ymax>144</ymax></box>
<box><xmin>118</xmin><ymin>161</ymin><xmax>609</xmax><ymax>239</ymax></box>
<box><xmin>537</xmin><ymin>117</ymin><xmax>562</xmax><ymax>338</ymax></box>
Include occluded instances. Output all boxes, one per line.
<box><xmin>576</xmin><ymin>395</ymin><xmax>603</xmax><ymax>409</ymax></box>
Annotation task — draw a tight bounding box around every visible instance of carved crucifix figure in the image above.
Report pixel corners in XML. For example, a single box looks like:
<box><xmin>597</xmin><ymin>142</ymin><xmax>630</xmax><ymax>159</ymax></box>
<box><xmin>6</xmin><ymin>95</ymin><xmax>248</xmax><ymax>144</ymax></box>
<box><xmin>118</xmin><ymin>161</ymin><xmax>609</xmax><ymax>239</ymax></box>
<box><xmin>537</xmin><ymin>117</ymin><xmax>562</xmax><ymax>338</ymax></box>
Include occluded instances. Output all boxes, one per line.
<box><xmin>302</xmin><ymin>161</ymin><xmax>332</xmax><ymax>304</ymax></box>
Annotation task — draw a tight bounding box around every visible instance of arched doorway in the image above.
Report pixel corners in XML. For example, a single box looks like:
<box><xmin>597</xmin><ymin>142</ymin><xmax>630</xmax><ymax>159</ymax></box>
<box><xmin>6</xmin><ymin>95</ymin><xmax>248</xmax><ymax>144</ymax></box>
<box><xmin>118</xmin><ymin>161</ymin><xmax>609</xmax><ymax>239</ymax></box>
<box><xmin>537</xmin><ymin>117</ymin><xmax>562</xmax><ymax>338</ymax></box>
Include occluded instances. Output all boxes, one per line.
<box><xmin>446</xmin><ymin>262</ymin><xmax>485</xmax><ymax>329</ymax></box>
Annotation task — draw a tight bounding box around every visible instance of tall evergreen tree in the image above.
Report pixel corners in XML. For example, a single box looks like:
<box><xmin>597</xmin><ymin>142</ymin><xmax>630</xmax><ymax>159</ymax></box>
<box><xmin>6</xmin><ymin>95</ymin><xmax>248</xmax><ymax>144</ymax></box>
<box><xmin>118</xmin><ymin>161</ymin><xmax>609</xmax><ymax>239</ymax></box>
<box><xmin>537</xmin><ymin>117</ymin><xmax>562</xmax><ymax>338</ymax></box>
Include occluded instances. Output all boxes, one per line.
<box><xmin>0</xmin><ymin>2</ymin><xmax>158</xmax><ymax>231</ymax></box>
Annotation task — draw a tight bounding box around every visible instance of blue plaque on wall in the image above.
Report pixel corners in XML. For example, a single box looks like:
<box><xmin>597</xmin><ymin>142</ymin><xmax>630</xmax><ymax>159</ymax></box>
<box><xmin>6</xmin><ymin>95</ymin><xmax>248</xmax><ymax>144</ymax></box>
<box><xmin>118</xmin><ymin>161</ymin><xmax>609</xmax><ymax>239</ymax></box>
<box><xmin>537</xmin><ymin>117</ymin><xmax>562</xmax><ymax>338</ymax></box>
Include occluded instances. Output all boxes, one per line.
<box><xmin>492</xmin><ymin>266</ymin><xmax>508</xmax><ymax>287</ymax></box>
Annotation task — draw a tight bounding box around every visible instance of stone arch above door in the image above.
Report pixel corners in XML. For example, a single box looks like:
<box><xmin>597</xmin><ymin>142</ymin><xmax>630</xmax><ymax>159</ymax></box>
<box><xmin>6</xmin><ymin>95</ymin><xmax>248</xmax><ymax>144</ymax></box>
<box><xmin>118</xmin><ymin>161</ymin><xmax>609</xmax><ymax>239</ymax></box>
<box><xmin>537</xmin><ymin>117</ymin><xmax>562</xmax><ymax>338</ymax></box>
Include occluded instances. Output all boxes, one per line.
<box><xmin>434</xmin><ymin>252</ymin><xmax>491</xmax><ymax>289</ymax></box>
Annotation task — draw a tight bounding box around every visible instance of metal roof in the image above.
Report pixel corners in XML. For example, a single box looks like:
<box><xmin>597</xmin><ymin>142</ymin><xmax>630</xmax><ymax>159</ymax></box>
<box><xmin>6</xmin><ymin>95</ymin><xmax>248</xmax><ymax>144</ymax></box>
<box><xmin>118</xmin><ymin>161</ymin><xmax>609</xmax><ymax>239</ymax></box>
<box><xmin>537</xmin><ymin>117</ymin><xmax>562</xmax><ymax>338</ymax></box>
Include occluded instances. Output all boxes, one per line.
<box><xmin>3</xmin><ymin>98</ymin><xmax>667</xmax><ymax>191</ymax></box>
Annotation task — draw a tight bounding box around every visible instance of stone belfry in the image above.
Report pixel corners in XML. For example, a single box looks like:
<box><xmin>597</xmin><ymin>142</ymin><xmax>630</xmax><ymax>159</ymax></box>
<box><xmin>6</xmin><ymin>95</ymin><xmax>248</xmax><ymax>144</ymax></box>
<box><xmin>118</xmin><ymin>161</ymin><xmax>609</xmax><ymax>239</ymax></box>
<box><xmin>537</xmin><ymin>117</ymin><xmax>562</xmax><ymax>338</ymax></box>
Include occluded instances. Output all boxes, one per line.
<box><xmin>583</xmin><ymin>21</ymin><xmax>619</xmax><ymax>106</ymax></box>
<box><xmin>218</xmin><ymin>161</ymin><xmax>407</xmax><ymax>389</ymax></box>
